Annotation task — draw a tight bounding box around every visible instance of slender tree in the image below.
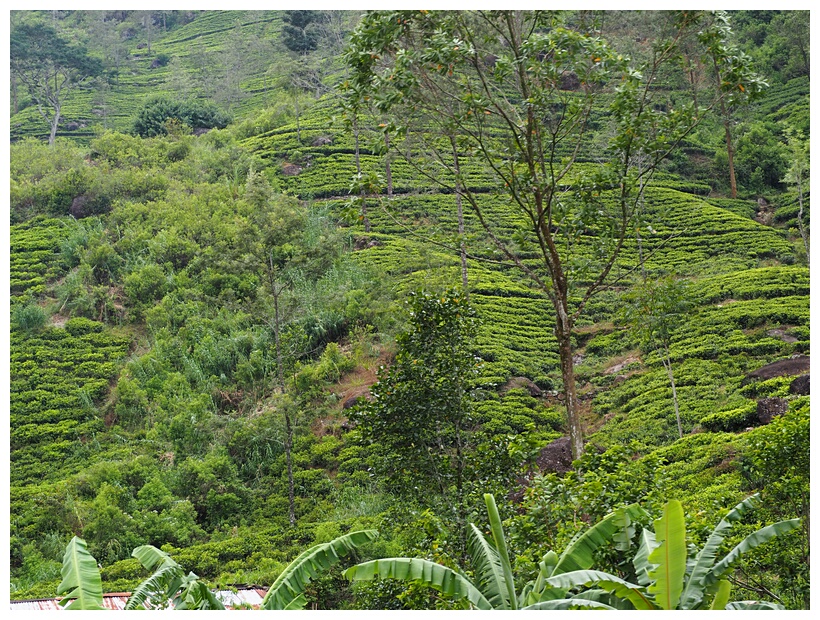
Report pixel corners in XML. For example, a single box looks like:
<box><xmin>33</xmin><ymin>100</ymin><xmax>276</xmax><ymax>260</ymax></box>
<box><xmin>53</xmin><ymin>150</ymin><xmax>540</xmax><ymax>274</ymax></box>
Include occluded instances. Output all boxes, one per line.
<box><xmin>345</xmin><ymin>10</ymin><xmax>738</xmax><ymax>460</ymax></box>
<box><xmin>10</xmin><ymin>22</ymin><xmax>103</xmax><ymax>144</ymax></box>
<box><xmin>698</xmin><ymin>11</ymin><xmax>768</xmax><ymax>198</ymax></box>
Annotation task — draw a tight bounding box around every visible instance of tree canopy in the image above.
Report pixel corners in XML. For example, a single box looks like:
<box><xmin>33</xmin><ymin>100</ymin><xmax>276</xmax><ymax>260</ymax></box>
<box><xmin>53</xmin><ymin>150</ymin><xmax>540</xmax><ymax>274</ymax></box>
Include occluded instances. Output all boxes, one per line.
<box><xmin>10</xmin><ymin>22</ymin><xmax>103</xmax><ymax>144</ymax></box>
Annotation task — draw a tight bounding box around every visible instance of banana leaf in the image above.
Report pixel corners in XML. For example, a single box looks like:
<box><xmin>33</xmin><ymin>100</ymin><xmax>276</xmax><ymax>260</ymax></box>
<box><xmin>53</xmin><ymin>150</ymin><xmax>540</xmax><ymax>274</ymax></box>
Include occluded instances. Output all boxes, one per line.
<box><xmin>552</xmin><ymin>503</ymin><xmax>646</xmax><ymax>576</ymax></box>
<box><xmin>467</xmin><ymin>522</ymin><xmax>510</xmax><ymax>609</ymax></box>
<box><xmin>545</xmin><ymin>569</ymin><xmax>655</xmax><ymax>610</ymax></box>
<box><xmin>345</xmin><ymin>557</ymin><xmax>493</xmax><ymax>609</ymax></box>
<box><xmin>483</xmin><ymin>493</ymin><xmax>518</xmax><ymax>608</ymax></box>
<box><xmin>522</xmin><ymin>597</ymin><xmax>616</xmax><ymax>610</ymax></box>
<box><xmin>647</xmin><ymin>499</ymin><xmax>686</xmax><ymax>610</ymax></box>
<box><xmin>679</xmin><ymin>493</ymin><xmax>759</xmax><ymax>609</ymax></box>
<box><xmin>126</xmin><ymin>545</ymin><xmax>183</xmax><ymax>610</ymax></box>
<box><xmin>262</xmin><ymin>529</ymin><xmax>378</xmax><ymax>610</ymax></box>
<box><xmin>705</xmin><ymin>518</ymin><xmax>801</xmax><ymax>586</ymax></box>
<box><xmin>632</xmin><ymin>529</ymin><xmax>658</xmax><ymax>587</ymax></box>
<box><xmin>726</xmin><ymin>600</ymin><xmax>786</xmax><ymax>610</ymax></box>
<box><xmin>708</xmin><ymin>579</ymin><xmax>732</xmax><ymax>610</ymax></box>
<box><xmin>56</xmin><ymin>536</ymin><xmax>104</xmax><ymax>610</ymax></box>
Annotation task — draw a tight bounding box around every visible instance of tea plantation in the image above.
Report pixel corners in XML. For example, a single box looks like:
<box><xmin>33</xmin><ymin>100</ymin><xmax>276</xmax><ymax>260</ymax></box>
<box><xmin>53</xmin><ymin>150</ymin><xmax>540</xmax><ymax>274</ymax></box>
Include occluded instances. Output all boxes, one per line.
<box><xmin>8</xmin><ymin>9</ymin><xmax>810</xmax><ymax>610</ymax></box>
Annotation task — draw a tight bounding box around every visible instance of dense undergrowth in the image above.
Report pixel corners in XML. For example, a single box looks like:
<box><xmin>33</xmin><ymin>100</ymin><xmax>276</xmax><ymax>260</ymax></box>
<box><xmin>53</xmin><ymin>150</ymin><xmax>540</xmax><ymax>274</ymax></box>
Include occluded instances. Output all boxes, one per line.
<box><xmin>9</xmin><ymin>9</ymin><xmax>809</xmax><ymax>610</ymax></box>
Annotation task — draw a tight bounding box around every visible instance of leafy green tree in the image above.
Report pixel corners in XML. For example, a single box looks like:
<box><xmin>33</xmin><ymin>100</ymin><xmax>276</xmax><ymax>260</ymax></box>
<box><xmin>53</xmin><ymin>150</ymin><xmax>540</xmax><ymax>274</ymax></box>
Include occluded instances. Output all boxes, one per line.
<box><xmin>282</xmin><ymin>10</ymin><xmax>321</xmax><ymax>53</ymax></box>
<box><xmin>344</xmin><ymin>10</ymin><xmax>730</xmax><ymax>460</ymax></box>
<box><xmin>782</xmin><ymin>126</ymin><xmax>810</xmax><ymax>262</ymax></box>
<box><xmin>353</xmin><ymin>290</ymin><xmax>479</xmax><ymax>542</ymax></box>
<box><xmin>132</xmin><ymin>96</ymin><xmax>230</xmax><ymax>137</ymax></box>
<box><xmin>10</xmin><ymin>22</ymin><xmax>103</xmax><ymax>145</ymax></box>
<box><xmin>699</xmin><ymin>11</ymin><xmax>769</xmax><ymax>198</ymax></box>
<box><xmin>620</xmin><ymin>277</ymin><xmax>691</xmax><ymax>438</ymax></box>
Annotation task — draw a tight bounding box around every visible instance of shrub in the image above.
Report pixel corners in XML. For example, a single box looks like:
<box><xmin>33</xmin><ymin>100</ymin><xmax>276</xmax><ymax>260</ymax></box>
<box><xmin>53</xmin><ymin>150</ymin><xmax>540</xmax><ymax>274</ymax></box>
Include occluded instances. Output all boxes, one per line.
<box><xmin>133</xmin><ymin>97</ymin><xmax>231</xmax><ymax>138</ymax></box>
<box><xmin>12</xmin><ymin>303</ymin><xmax>48</xmax><ymax>332</ymax></box>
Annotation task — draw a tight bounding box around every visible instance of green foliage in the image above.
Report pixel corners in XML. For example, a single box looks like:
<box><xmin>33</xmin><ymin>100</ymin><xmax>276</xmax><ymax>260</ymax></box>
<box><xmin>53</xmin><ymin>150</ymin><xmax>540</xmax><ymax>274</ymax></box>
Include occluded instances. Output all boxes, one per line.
<box><xmin>262</xmin><ymin>529</ymin><xmax>379</xmax><ymax>609</ymax></box>
<box><xmin>282</xmin><ymin>10</ymin><xmax>321</xmax><ymax>53</ymax></box>
<box><xmin>56</xmin><ymin>537</ymin><xmax>105</xmax><ymax>610</ymax></box>
<box><xmin>133</xmin><ymin>96</ymin><xmax>231</xmax><ymax>137</ymax></box>
<box><xmin>352</xmin><ymin>290</ymin><xmax>480</xmax><ymax>502</ymax></box>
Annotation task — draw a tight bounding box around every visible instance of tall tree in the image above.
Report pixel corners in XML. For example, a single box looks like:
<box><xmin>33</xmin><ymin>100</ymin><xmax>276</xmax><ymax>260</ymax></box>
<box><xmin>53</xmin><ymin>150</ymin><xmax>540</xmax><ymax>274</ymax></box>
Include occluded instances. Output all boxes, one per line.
<box><xmin>345</xmin><ymin>10</ymin><xmax>735</xmax><ymax>460</ymax></box>
<box><xmin>698</xmin><ymin>11</ymin><xmax>768</xmax><ymax>198</ymax></box>
<box><xmin>782</xmin><ymin>127</ymin><xmax>810</xmax><ymax>263</ymax></box>
<box><xmin>10</xmin><ymin>22</ymin><xmax>103</xmax><ymax>145</ymax></box>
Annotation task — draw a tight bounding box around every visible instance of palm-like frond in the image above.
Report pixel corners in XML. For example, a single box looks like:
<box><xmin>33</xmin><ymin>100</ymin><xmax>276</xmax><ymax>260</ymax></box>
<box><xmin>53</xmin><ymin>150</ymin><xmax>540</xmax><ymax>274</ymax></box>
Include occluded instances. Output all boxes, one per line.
<box><xmin>646</xmin><ymin>499</ymin><xmax>686</xmax><ymax>610</ymax></box>
<box><xmin>545</xmin><ymin>568</ymin><xmax>655</xmax><ymax>610</ymax></box>
<box><xmin>467</xmin><ymin>523</ymin><xmax>510</xmax><ymax>609</ymax></box>
<box><xmin>705</xmin><ymin>518</ymin><xmax>801</xmax><ymax>586</ymax></box>
<box><xmin>344</xmin><ymin>557</ymin><xmax>493</xmax><ymax>609</ymax></box>
<box><xmin>56</xmin><ymin>537</ymin><xmax>104</xmax><ymax>610</ymax></box>
<box><xmin>725</xmin><ymin>600</ymin><xmax>786</xmax><ymax>610</ymax></box>
<box><xmin>679</xmin><ymin>493</ymin><xmax>759</xmax><ymax>609</ymax></box>
<box><xmin>262</xmin><ymin>529</ymin><xmax>378</xmax><ymax>610</ymax></box>
<box><xmin>482</xmin><ymin>493</ymin><xmax>518</xmax><ymax>608</ymax></box>
<box><xmin>125</xmin><ymin>563</ymin><xmax>183</xmax><ymax>610</ymax></box>
<box><xmin>552</xmin><ymin>504</ymin><xmax>646</xmax><ymax>576</ymax></box>
<box><xmin>632</xmin><ymin>528</ymin><xmax>658</xmax><ymax>587</ymax></box>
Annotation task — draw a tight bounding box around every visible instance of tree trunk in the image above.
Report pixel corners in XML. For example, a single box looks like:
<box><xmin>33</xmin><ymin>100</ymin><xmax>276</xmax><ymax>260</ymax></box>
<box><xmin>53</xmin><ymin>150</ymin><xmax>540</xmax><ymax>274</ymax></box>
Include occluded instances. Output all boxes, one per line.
<box><xmin>722</xmin><ymin>112</ymin><xmax>737</xmax><ymax>199</ymax></box>
<box><xmin>796</xmin><ymin>174</ymin><xmax>809</xmax><ymax>262</ymax></box>
<box><xmin>271</xmin><ymin>275</ymin><xmax>296</xmax><ymax>527</ymax></box>
<box><xmin>384</xmin><ymin>132</ymin><xmax>393</xmax><ymax>197</ymax></box>
<box><xmin>49</xmin><ymin>104</ymin><xmax>61</xmax><ymax>146</ymax></box>
<box><xmin>555</xmin><ymin>310</ymin><xmax>583</xmax><ymax>461</ymax></box>
<box><xmin>661</xmin><ymin>350</ymin><xmax>683</xmax><ymax>439</ymax></box>
<box><xmin>450</xmin><ymin>136</ymin><xmax>468</xmax><ymax>291</ymax></box>
<box><xmin>353</xmin><ymin>115</ymin><xmax>370</xmax><ymax>232</ymax></box>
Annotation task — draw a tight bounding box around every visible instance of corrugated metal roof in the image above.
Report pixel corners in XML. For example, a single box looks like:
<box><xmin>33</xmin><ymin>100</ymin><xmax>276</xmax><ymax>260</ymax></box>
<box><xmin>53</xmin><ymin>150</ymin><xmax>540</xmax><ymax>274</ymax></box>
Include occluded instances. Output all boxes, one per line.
<box><xmin>10</xmin><ymin>588</ymin><xmax>269</xmax><ymax>610</ymax></box>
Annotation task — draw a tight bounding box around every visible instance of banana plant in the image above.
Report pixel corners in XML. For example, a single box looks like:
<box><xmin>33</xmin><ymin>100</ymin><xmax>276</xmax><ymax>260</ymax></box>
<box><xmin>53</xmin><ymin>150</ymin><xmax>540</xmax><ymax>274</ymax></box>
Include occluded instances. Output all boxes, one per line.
<box><xmin>538</xmin><ymin>494</ymin><xmax>800</xmax><ymax>610</ymax></box>
<box><xmin>344</xmin><ymin>494</ymin><xmax>644</xmax><ymax>610</ymax></box>
<box><xmin>261</xmin><ymin>529</ymin><xmax>378</xmax><ymax>609</ymax></box>
<box><xmin>56</xmin><ymin>536</ymin><xmax>105</xmax><ymax>610</ymax></box>
<box><xmin>55</xmin><ymin>529</ymin><xmax>378</xmax><ymax>610</ymax></box>
<box><xmin>125</xmin><ymin>545</ymin><xmax>224</xmax><ymax>610</ymax></box>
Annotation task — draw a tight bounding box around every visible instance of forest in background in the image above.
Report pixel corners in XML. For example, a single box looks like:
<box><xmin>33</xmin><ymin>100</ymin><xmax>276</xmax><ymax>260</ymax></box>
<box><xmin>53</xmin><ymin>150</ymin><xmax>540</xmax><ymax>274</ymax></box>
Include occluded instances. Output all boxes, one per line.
<box><xmin>8</xmin><ymin>9</ymin><xmax>810</xmax><ymax>610</ymax></box>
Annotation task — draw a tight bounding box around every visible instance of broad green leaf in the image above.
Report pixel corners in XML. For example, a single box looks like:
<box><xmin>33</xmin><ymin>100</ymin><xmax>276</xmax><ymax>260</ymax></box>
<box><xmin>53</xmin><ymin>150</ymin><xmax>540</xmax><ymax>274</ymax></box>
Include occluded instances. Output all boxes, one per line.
<box><xmin>632</xmin><ymin>529</ymin><xmax>658</xmax><ymax>587</ymax></box>
<box><xmin>706</xmin><ymin>519</ymin><xmax>801</xmax><ymax>586</ymax></box>
<box><xmin>131</xmin><ymin>544</ymin><xmax>178</xmax><ymax>572</ymax></box>
<box><xmin>467</xmin><ymin>522</ymin><xmax>510</xmax><ymax>609</ymax></box>
<box><xmin>679</xmin><ymin>494</ymin><xmax>759</xmax><ymax>609</ymax></box>
<box><xmin>545</xmin><ymin>569</ymin><xmax>655</xmax><ymax>610</ymax></box>
<box><xmin>726</xmin><ymin>600</ymin><xmax>786</xmax><ymax>610</ymax></box>
<box><xmin>125</xmin><ymin>564</ymin><xmax>183</xmax><ymax>610</ymax></box>
<box><xmin>709</xmin><ymin>579</ymin><xmax>731</xmax><ymax>610</ymax></box>
<box><xmin>175</xmin><ymin>576</ymin><xmax>225</xmax><ymax>610</ymax></box>
<box><xmin>522</xmin><ymin>597</ymin><xmax>615</xmax><ymax>610</ymax></box>
<box><xmin>552</xmin><ymin>503</ymin><xmax>646</xmax><ymax>576</ymax></box>
<box><xmin>263</xmin><ymin>530</ymin><xmax>378</xmax><ymax>610</ymax></box>
<box><xmin>483</xmin><ymin>494</ymin><xmax>517</xmax><ymax>608</ymax></box>
<box><xmin>126</xmin><ymin>545</ymin><xmax>183</xmax><ymax>610</ymax></box>
<box><xmin>56</xmin><ymin>536</ymin><xmax>104</xmax><ymax>610</ymax></box>
<box><xmin>344</xmin><ymin>558</ymin><xmax>492</xmax><ymax>609</ymax></box>
<box><xmin>647</xmin><ymin>499</ymin><xmax>687</xmax><ymax>609</ymax></box>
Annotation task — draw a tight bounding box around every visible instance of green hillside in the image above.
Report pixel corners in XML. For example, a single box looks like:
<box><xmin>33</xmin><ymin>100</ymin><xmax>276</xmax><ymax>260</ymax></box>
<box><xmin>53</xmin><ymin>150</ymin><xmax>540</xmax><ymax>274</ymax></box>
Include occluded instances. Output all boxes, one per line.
<box><xmin>9</xmin><ymin>9</ymin><xmax>809</xmax><ymax>610</ymax></box>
